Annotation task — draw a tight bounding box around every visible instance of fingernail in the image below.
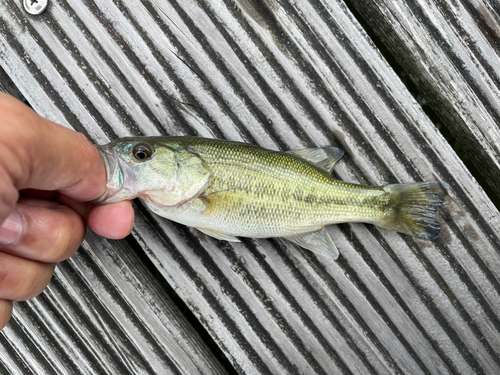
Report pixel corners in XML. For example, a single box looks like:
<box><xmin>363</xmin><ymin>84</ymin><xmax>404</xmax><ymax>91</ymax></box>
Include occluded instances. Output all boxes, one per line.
<box><xmin>0</xmin><ymin>211</ymin><xmax>24</xmax><ymax>246</ymax></box>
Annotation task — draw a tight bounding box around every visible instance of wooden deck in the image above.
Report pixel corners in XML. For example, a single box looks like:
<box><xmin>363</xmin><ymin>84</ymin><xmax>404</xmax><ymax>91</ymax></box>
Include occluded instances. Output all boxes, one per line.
<box><xmin>1</xmin><ymin>0</ymin><xmax>499</xmax><ymax>373</ymax></box>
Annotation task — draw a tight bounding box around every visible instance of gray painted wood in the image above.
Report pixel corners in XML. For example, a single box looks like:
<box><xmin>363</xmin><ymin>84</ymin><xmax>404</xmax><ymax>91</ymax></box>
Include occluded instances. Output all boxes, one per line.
<box><xmin>348</xmin><ymin>0</ymin><xmax>500</xmax><ymax>201</ymax></box>
<box><xmin>0</xmin><ymin>231</ymin><xmax>229</xmax><ymax>374</ymax></box>
<box><xmin>0</xmin><ymin>66</ymin><xmax>24</xmax><ymax>103</ymax></box>
<box><xmin>1</xmin><ymin>0</ymin><xmax>499</xmax><ymax>374</ymax></box>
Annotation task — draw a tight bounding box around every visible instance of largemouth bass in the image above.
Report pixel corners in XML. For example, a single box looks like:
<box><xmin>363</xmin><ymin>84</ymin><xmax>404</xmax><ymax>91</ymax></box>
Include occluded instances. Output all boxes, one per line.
<box><xmin>95</xmin><ymin>137</ymin><xmax>447</xmax><ymax>259</ymax></box>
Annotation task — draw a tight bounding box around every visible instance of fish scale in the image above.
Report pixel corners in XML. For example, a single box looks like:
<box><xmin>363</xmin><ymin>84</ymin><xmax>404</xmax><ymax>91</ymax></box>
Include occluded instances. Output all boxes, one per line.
<box><xmin>197</xmin><ymin>145</ymin><xmax>375</xmax><ymax>235</ymax></box>
<box><xmin>95</xmin><ymin>136</ymin><xmax>447</xmax><ymax>259</ymax></box>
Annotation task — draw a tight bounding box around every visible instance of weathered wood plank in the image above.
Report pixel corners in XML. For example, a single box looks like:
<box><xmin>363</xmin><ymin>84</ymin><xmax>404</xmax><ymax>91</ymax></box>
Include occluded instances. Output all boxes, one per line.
<box><xmin>1</xmin><ymin>0</ymin><xmax>499</xmax><ymax>374</ymax></box>
<box><xmin>348</xmin><ymin>0</ymin><xmax>500</xmax><ymax>202</ymax></box>
<box><xmin>0</xmin><ymin>231</ymin><xmax>229</xmax><ymax>374</ymax></box>
<box><xmin>0</xmin><ymin>65</ymin><xmax>24</xmax><ymax>102</ymax></box>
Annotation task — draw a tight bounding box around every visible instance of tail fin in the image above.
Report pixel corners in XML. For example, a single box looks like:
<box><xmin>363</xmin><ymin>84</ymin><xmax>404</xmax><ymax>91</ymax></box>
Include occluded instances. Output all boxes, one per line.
<box><xmin>380</xmin><ymin>181</ymin><xmax>448</xmax><ymax>239</ymax></box>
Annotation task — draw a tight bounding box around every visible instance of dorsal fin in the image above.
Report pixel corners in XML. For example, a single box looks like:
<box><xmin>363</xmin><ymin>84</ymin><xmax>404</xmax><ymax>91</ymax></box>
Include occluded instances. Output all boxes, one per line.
<box><xmin>287</xmin><ymin>147</ymin><xmax>344</xmax><ymax>174</ymax></box>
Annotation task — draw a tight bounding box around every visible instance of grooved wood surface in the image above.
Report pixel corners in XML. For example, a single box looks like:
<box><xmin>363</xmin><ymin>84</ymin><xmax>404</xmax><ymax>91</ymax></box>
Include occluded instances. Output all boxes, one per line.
<box><xmin>349</xmin><ymin>0</ymin><xmax>500</xmax><ymax>201</ymax></box>
<box><xmin>1</xmin><ymin>0</ymin><xmax>499</xmax><ymax>374</ymax></box>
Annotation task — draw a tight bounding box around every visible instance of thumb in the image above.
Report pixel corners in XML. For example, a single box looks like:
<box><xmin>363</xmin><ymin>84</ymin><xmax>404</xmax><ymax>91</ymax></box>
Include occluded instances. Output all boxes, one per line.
<box><xmin>0</xmin><ymin>93</ymin><xmax>106</xmax><ymax>202</ymax></box>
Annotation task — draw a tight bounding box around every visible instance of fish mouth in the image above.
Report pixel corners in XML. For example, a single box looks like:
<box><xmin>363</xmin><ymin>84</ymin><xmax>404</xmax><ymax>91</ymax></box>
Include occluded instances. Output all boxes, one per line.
<box><xmin>93</xmin><ymin>144</ymin><xmax>137</xmax><ymax>204</ymax></box>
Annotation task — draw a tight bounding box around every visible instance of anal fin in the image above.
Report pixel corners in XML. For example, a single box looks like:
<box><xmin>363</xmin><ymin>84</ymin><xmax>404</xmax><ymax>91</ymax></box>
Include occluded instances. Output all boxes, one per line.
<box><xmin>285</xmin><ymin>228</ymin><xmax>339</xmax><ymax>259</ymax></box>
<box><xmin>196</xmin><ymin>227</ymin><xmax>241</xmax><ymax>242</ymax></box>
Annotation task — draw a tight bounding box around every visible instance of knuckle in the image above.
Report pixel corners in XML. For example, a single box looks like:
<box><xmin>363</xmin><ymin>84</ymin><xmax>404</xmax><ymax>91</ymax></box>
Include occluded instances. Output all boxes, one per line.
<box><xmin>0</xmin><ymin>180</ymin><xmax>19</xmax><ymax>217</ymax></box>
<box><xmin>17</xmin><ymin>264</ymin><xmax>54</xmax><ymax>301</ymax></box>
<box><xmin>55</xmin><ymin>223</ymin><xmax>73</xmax><ymax>253</ymax></box>
<box><xmin>12</xmin><ymin>205</ymin><xmax>85</xmax><ymax>263</ymax></box>
<box><xmin>44</xmin><ymin>225</ymin><xmax>75</xmax><ymax>263</ymax></box>
<box><xmin>0</xmin><ymin>300</ymin><xmax>13</xmax><ymax>330</ymax></box>
<box><xmin>0</xmin><ymin>253</ymin><xmax>54</xmax><ymax>302</ymax></box>
<box><xmin>39</xmin><ymin>208</ymin><xmax>84</xmax><ymax>263</ymax></box>
<box><xmin>0</xmin><ymin>265</ymin><xmax>9</xmax><ymax>290</ymax></box>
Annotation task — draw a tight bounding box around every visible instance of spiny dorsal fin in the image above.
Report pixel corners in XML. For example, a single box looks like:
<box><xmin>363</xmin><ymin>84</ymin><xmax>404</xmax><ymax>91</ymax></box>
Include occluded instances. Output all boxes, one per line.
<box><xmin>287</xmin><ymin>147</ymin><xmax>344</xmax><ymax>174</ymax></box>
<box><xmin>285</xmin><ymin>227</ymin><xmax>339</xmax><ymax>259</ymax></box>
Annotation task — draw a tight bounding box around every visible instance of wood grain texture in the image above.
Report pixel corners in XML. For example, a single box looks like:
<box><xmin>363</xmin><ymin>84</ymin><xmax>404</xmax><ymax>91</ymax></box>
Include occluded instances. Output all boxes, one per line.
<box><xmin>1</xmin><ymin>0</ymin><xmax>499</xmax><ymax>374</ymax></box>
<box><xmin>348</xmin><ymin>0</ymin><xmax>500</xmax><ymax>201</ymax></box>
<box><xmin>0</xmin><ymin>232</ymin><xmax>229</xmax><ymax>374</ymax></box>
<box><xmin>0</xmin><ymin>65</ymin><xmax>24</xmax><ymax>102</ymax></box>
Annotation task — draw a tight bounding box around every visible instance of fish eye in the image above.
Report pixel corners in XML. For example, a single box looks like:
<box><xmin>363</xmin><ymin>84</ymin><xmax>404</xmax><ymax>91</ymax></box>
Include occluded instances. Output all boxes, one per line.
<box><xmin>132</xmin><ymin>144</ymin><xmax>153</xmax><ymax>161</ymax></box>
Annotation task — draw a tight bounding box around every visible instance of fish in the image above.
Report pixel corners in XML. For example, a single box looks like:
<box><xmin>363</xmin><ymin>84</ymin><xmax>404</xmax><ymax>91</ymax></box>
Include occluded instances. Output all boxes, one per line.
<box><xmin>94</xmin><ymin>136</ymin><xmax>447</xmax><ymax>259</ymax></box>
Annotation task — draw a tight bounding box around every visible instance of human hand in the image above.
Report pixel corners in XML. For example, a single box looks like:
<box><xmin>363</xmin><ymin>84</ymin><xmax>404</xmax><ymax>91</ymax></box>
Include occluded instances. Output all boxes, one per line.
<box><xmin>0</xmin><ymin>93</ymin><xmax>134</xmax><ymax>330</ymax></box>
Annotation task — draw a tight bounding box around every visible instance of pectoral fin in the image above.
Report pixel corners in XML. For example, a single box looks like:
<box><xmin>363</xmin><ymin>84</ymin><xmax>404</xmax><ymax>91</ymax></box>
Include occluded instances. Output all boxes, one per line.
<box><xmin>142</xmin><ymin>196</ymin><xmax>208</xmax><ymax>219</ymax></box>
<box><xmin>196</xmin><ymin>227</ymin><xmax>241</xmax><ymax>242</ymax></box>
<box><xmin>287</xmin><ymin>147</ymin><xmax>344</xmax><ymax>174</ymax></box>
<box><xmin>285</xmin><ymin>228</ymin><xmax>339</xmax><ymax>259</ymax></box>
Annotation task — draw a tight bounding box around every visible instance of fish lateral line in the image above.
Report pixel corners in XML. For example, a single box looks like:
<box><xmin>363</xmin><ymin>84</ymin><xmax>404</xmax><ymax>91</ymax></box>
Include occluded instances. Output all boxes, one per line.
<box><xmin>95</xmin><ymin>136</ymin><xmax>448</xmax><ymax>259</ymax></box>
